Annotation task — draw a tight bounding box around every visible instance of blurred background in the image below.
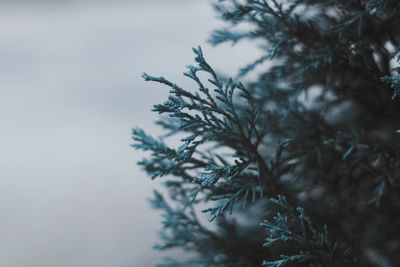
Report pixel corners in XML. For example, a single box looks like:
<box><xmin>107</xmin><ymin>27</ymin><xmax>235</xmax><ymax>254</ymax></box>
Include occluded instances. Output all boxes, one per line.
<box><xmin>0</xmin><ymin>1</ymin><xmax>261</xmax><ymax>266</ymax></box>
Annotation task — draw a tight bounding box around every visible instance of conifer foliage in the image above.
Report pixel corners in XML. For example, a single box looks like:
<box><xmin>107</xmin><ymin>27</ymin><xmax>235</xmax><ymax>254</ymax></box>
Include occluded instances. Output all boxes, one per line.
<box><xmin>133</xmin><ymin>0</ymin><xmax>400</xmax><ymax>266</ymax></box>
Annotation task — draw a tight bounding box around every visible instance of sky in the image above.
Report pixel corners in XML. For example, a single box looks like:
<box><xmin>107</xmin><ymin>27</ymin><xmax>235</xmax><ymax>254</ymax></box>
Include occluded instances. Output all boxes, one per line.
<box><xmin>0</xmin><ymin>1</ymin><xmax>261</xmax><ymax>266</ymax></box>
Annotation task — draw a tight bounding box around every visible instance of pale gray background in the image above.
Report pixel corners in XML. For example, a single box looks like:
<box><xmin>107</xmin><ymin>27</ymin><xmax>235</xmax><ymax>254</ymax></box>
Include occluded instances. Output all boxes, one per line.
<box><xmin>0</xmin><ymin>1</ymin><xmax>261</xmax><ymax>266</ymax></box>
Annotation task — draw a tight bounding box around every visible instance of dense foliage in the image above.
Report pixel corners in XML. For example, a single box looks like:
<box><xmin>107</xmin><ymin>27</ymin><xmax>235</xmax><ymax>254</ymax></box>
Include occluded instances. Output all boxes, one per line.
<box><xmin>132</xmin><ymin>0</ymin><xmax>400</xmax><ymax>266</ymax></box>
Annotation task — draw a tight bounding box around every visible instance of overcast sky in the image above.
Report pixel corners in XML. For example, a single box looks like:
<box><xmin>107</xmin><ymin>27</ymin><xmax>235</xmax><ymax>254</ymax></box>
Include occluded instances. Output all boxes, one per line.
<box><xmin>0</xmin><ymin>1</ymin><xmax>261</xmax><ymax>266</ymax></box>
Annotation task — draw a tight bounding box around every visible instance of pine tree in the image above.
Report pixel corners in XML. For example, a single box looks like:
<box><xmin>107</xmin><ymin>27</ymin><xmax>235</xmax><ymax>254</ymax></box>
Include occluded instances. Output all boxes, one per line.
<box><xmin>132</xmin><ymin>1</ymin><xmax>400</xmax><ymax>266</ymax></box>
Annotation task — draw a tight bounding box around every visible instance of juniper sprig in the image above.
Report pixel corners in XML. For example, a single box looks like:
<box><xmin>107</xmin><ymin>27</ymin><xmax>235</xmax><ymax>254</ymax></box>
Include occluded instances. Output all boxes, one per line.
<box><xmin>133</xmin><ymin>0</ymin><xmax>400</xmax><ymax>266</ymax></box>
